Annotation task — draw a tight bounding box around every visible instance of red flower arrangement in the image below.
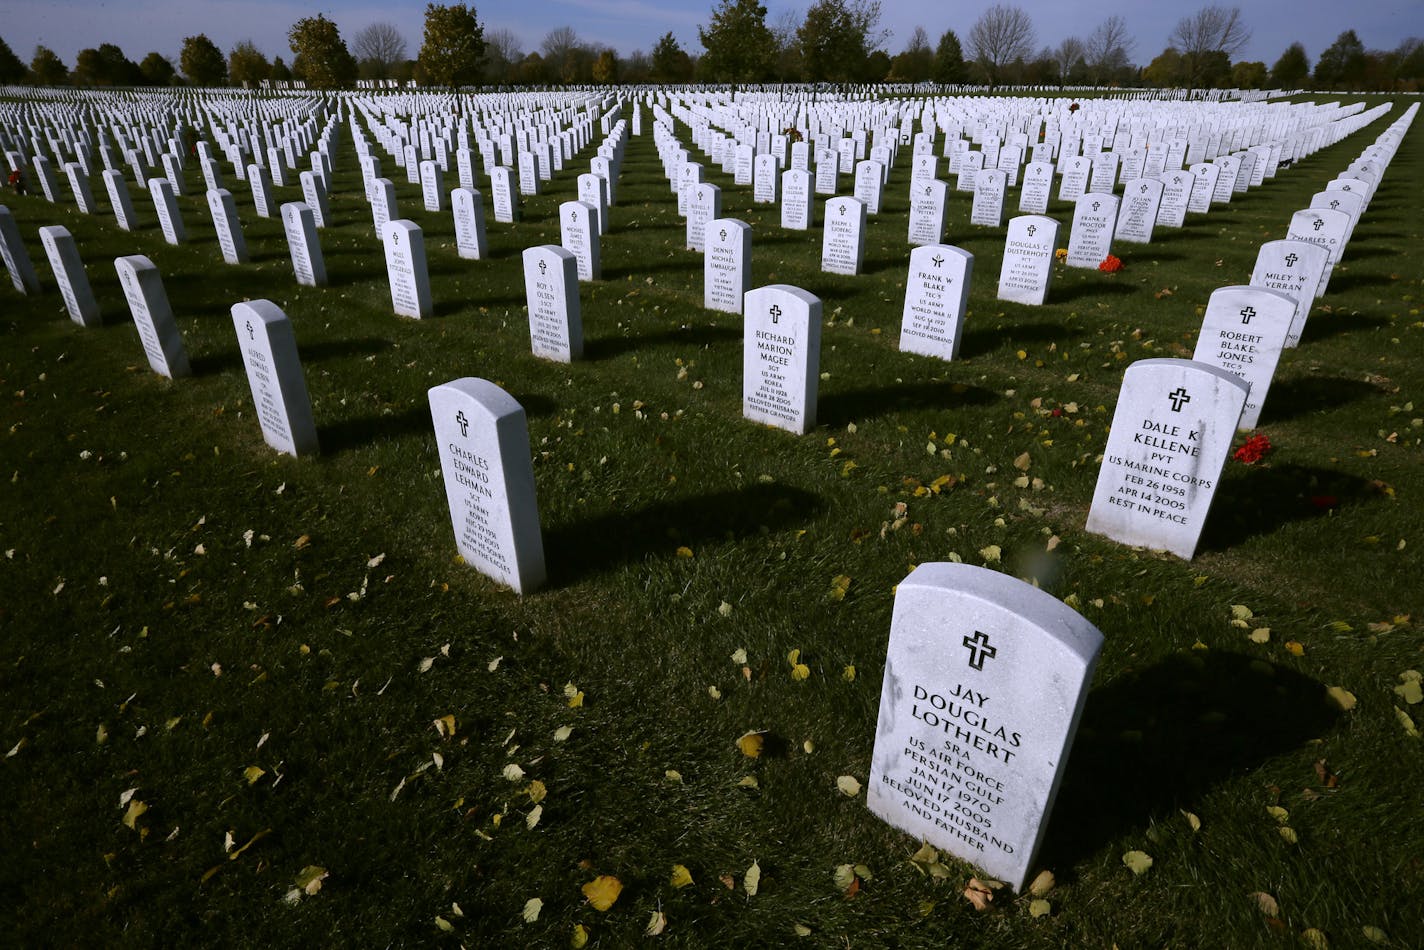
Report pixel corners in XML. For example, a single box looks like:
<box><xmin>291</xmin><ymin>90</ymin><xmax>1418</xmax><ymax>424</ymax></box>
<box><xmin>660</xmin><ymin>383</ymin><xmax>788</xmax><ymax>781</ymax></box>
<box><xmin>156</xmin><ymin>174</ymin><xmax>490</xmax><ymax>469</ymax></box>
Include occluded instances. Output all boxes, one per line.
<box><xmin>783</xmin><ymin>126</ymin><xmax>803</xmax><ymax>143</ymax></box>
<box><xmin>1233</xmin><ymin>434</ymin><xmax>1273</xmax><ymax>464</ymax></box>
<box><xmin>1098</xmin><ymin>255</ymin><xmax>1123</xmax><ymax>273</ymax></box>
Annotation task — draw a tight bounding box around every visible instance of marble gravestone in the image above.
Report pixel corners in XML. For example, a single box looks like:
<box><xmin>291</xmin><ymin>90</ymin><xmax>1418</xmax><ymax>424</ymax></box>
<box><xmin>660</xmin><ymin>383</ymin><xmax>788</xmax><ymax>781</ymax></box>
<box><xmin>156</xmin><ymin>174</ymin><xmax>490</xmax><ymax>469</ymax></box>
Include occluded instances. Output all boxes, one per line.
<box><xmin>1191</xmin><ymin>285</ymin><xmax>1296</xmax><ymax>430</ymax></box>
<box><xmin>854</xmin><ymin>160</ymin><xmax>884</xmax><ymax>214</ymax></box>
<box><xmin>114</xmin><ymin>255</ymin><xmax>190</xmax><ymax>378</ymax></box>
<box><xmin>577</xmin><ymin>173</ymin><xmax>608</xmax><ymax>235</ymax></box>
<box><xmin>491</xmin><ymin>166</ymin><xmax>520</xmax><ymax>223</ymax></box>
<box><xmin>899</xmin><ymin>244</ymin><xmax>973</xmax><ymax>361</ymax></box>
<box><xmin>428</xmin><ymin>377</ymin><xmax>546</xmax><ymax>594</ymax></box>
<box><xmin>997</xmin><ymin>215</ymin><xmax>1059</xmax><ymax>306</ymax></box>
<box><xmin>1018</xmin><ymin>161</ymin><xmax>1053</xmax><ymax>215</ymax></box>
<box><xmin>419</xmin><ymin>160</ymin><xmax>445</xmax><ymax>212</ymax></box>
<box><xmin>281</xmin><ymin>202</ymin><xmax>326</xmax><ymax>287</ymax></box>
<box><xmin>1066</xmin><ymin>194</ymin><xmax>1119</xmax><ymax>269</ymax></box>
<box><xmin>970</xmin><ymin>168</ymin><xmax>1007</xmax><ymax>227</ymax></box>
<box><xmin>908</xmin><ymin>180</ymin><xmax>948</xmax><ymax>246</ymax></box>
<box><xmin>370</xmin><ymin>178</ymin><xmax>396</xmax><ymax>238</ymax></box>
<box><xmin>102</xmin><ymin>169</ymin><xmax>138</xmax><ymax>231</ymax></box>
<box><xmin>451</xmin><ymin>187</ymin><xmax>488</xmax><ymax>260</ymax></box>
<box><xmin>0</xmin><ymin>205</ymin><xmax>41</xmax><ymax>293</ymax></box>
<box><xmin>207</xmin><ymin>189</ymin><xmax>249</xmax><ymax>265</ymax></box>
<box><xmin>382</xmin><ymin>220</ymin><xmax>433</xmax><ymax>318</ymax></box>
<box><xmin>65</xmin><ymin>162</ymin><xmax>95</xmax><ymax>213</ymax></box>
<box><xmin>704</xmin><ymin>218</ymin><xmax>751</xmax><ymax>314</ymax></box>
<box><xmin>781</xmin><ymin>168</ymin><xmax>813</xmax><ymax>230</ymax></box>
<box><xmin>39</xmin><ymin>225</ymin><xmax>99</xmax><ymax>326</ymax></box>
<box><xmin>1085</xmin><ymin>358</ymin><xmax>1247</xmax><ymax>559</ymax></box>
<box><xmin>149</xmin><ymin>178</ymin><xmax>185</xmax><ymax>244</ymax></box>
<box><xmin>1285</xmin><ymin>209</ymin><xmax>1349</xmax><ymax>294</ymax></box>
<box><xmin>299</xmin><ymin>170</ymin><xmax>329</xmax><ymax>227</ymax></box>
<box><xmin>821</xmin><ymin>196</ymin><xmax>866</xmax><ymax>276</ymax></box>
<box><xmin>1249</xmin><ymin>240</ymin><xmax>1328</xmax><ymax>347</ymax></box>
<box><xmin>868</xmin><ymin>562</ymin><xmax>1103</xmax><ymax>893</ymax></box>
<box><xmin>686</xmin><ymin>183</ymin><xmax>721</xmax><ymax>252</ymax></box>
<box><xmin>1114</xmin><ymin>178</ymin><xmax>1163</xmax><ymax>244</ymax></box>
<box><xmin>522</xmin><ymin>244</ymin><xmax>583</xmax><ymax>362</ymax></box>
<box><xmin>742</xmin><ymin>284</ymin><xmax>822</xmax><ymax>435</ymax></box>
<box><xmin>231</xmin><ymin>299</ymin><xmax>319</xmax><ymax>457</ymax></box>
<box><xmin>1156</xmin><ymin>169</ymin><xmax>1193</xmax><ymax>229</ymax></box>
<box><xmin>559</xmin><ymin>200</ymin><xmax>601</xmax><ymax>281</ymax></box>
<box><xmin>247</xmin><ymin>163</ymin><xmax>274</xmax><ymax>218</ymax></box>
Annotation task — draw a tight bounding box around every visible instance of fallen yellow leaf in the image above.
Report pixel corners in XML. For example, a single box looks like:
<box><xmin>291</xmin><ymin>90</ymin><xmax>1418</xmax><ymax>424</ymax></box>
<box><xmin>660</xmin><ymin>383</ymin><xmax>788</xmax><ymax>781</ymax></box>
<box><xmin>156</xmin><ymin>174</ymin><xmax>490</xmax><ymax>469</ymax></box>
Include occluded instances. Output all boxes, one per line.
<box><xmin>522</xmin><ymin>898</ymin><xmax>543</xmax><ymax>922</ymax></box>
<box><xmin>737</xmin><ymin>731</ymin><xmax>765</xmax><ymax>758</ymax></box>
<box><xmin>645</xmin><ymin>910</ymin><xmax>667</xmax><ymax>936</ymax></box>
<box><xmin>582</xmin><ymin>875</ymin><xmax>622</xmax><ymax>911</ymax></box>
<box><xmin>836</xmin><ymin>775</ymin><xmax>862</xmax><ymax>797</ymax></box>
<box><xmin>744</xmin><ymin>860</ymin><xmax>761</xmax><ymax>897</ymax></box>
<box><xmin>670</xmin><ymin>864</ymin><xmax>694</xmax><ymax>889</ymax></box>
<box><xmin>570</xmin><ymin>923</ymin><xmax>589</xmax><ymax>948</ymax></box>
<box><xmin>1122</xmin><ymin>850</ymin><xmax>1153</xmax><ymax>875</ymax></box>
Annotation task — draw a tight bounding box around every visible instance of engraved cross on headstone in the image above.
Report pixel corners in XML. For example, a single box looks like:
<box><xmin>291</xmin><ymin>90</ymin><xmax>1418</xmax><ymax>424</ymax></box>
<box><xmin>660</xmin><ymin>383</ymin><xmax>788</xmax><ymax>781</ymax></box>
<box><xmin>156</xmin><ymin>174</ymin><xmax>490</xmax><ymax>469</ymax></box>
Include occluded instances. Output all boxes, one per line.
<box><xmin>1239</xmin><ymin>306</ymin><xmax>1256</xmax><ymax>325</ymax></box>
<box><xmin>1312</xmin><ymin>218</ymin><xmax>1324</xmax><ymax>231</ymax></box>
<box><xmin>962</xmin><ymin>630</ymin><xmax>997</xmax><ymax>671</ymax></box>
<box><xmin>1026</xmin><ymin>224</ymin><xmax>1037</xmax><ymax>236</ymax></box>
<box><xmin>1092</xmin><ymin>200</ymin><xmax>1101</xmax><ymax>212</ymax></box>
<box><xmin>538</xmin><ymin>259</ymin><xmax>547</xmax><ymax>275</ymax></box>
<box><xmin>1168</xmin><ymin>386</ymin><xmax>1191</xmax><ymax>412</ymax></box>
<box><xmin>931</xmin><ymin>254</ymin><xmax>944</xmax><ymax>267</ymax></box>
<box><xmin>455</xmin><ymin>410</ymin><xmax>469</xmax><ymax>437</ymax></box>
<box><xmin>769</xmin><ymin>304</ymin><xmax>781</xmax><ymax>325</ymax></box>
<box><xmin>245</xmin><ymin>320</ymin><xmax>254</xmax><ymax>340</ymax></box>
<box><xmin>1284</xmin><ymin>252</ymin><xmax>1298</xmax><ymax>267</ymax></box>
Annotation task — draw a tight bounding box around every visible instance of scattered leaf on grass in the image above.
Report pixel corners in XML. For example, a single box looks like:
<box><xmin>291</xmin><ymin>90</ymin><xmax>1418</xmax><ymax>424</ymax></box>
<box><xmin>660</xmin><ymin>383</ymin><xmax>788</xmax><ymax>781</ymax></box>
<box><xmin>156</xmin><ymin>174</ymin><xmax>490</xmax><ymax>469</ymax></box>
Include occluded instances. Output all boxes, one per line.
<box><xmin>295</xmin><ymin>865</ymin><xmax>327</xmax><ymax>895</ymax></box>
<box><xmin>244</xmin><ymin>765</ymin><xmax>265</xmax><ymax>786</ymax></box>
<box><xmin>794</xmin><ymin>923</ymin><xmax>813</xmax><ymax>936</ymax></box>
<box><xmin>1326</xmin><ymin>687</ymin><xmax>1357</xmax><ymax>711</ymax></box>
<box><xmin>582</xmin><ymin>875</ymin><xmax>622</xmax><ymax>911</ymax></box>
<box><xmin>836</xmin><ymin>775</ymin><xmax>862</xmax><ymax>797</ymax></box>
<box><xmin>670</xmin><ymin>864</ymin><xmax>693</xmax><ymax>889</ymax></box>
<box><xmin>1251</xmin><ymin>892</ymin><xmax>1280</xmax><ymax>917</ymax></box>
<box><xmin>1029</xmin><ymin>899</ymin><xmax>1052</xmax><ymax>918</ymax></box>
<box><xmin>122</xmin><ymin>799</ymin><xmax>148</xmax><ymax>830</ymax></box>
<box><xmin>1231</xmin><ymin>604</ymin><xmax>1254</xmax><ymax>621</ymax></box>
<box><xmin>737</xmin><ymin>731</ymin><xmax>766</xmax><ymax>758</ymax></box>
<box><xmin>1028</xmin><ymin>869</ymin><xmax>1055</xmax><ymax>896</ymax></box>
<box><xmin>503</xmin><ymin>764</ymin><xmax>525</xmax><ymax>782</ymax></box>
<box><xmin>522</xmin><ymin>898</ymin><xmax>543</xmax><ymax>923</ymax></box>
<box><xmin>979</xmin><ymin>545</ymin><xmax>1002</xmax><ymax>563</ymax></box>
<box><xmin>788</xmin><ymin>649</ymin><xmax>811</xmax><ymax>681</ymax></box>
<box><xmin>1267</xmin><ymin>805</ymin><xmax>1290</xmax><ymax>823</ymax></box>
<box><xmin>1395</xmin><ymin>706</ymin><xmax>1419</xmax><ymax>737</ymax></box>
<box><xmin>645</xmin><ymin>911</ymin><xmax>667</xmax><ymax>936</ymax></box>
<box><xmin>433</xmin><ymin>714</ymin><xmax>456</xmax><ymax>738</ymax></box>
<box><xmin>553</xmin><ymin>725</ymin><xmax>574</xmax><ymax>742</ymax></box>
<box><xmin>1181</xmin><ymin>810</ymin><xmax>1201</xmax><ymax>832</ymax></box>
<box><xmin>526</xmin><ymin>805</ymin><xmax>542</xmax><ymax>830</ymax></box>
<box><xmin>434</xmin><ymin>916</ymin><xmax>454</xmax><ymax>932</ymax></box>
<box><xmin>828</xmin><ymin>575</ymin><xmax>852</xmax><ymax>602</ymax></box>
<box><xmin>527</xmin><ymin>780</ymin><xmax>548</xmax><ymax>803</ymax></box>
<box><xmin>1122</xmin><ymin>850</ymin><xmax>1153</xmax><ymax>875</ymax></box>
<box><xmin>962</xmin><ymin>877</ymin><xmax>997</xmax><ymax>911</ymax></box>
<box><xmin>1395</xmin><ymin>673</ymin><xmax>1423</xmax><ymax>705</ymax></box>
<box><xmin>833</xmin><ymin>864</ymin><xmax>856</xmax><ymax>891</ymax></box>
<box><xmin>1279</xmin><ymin>827</ymin><xmax>1299</xmax><ymax>844</ymax></box>
<box><xmin>1301</xmin><ymin>928</ymin><xmax>1329</xmax><ymax>949</ymax></box>
<box><xmin>1362</xmin><ymin>925</ymin><xmax>1390</xmax><ymax>944</ymax></box>
<box><xmin>570</xmin><ymin>924</ymin><xmax>589</xmax><ymax>948</ymax></box>
<box><xmin>744</xmin><ymin>861</ymin><xmax>761</xmax><ymax>897</ymax></box>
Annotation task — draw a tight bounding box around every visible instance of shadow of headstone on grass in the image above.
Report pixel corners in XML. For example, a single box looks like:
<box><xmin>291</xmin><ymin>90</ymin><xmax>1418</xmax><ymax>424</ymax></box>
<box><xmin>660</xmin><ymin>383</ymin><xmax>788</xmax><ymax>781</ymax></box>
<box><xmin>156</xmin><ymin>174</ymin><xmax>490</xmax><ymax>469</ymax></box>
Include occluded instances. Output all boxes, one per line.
<box><xmin>818</xmin><ymin>380</ymin><xmax>998</xmax><ymax>427</ymax></box>
<box><xmin>1200</xmin><ymin>463</ymin><xmax>1377</xmax><ymax>551</ymax></box>
<box><xmin>542</xmin><ymin>482</ymin><xmax>825</xmax><ymax>586</ymax></box>
<box><xmin>1040</xmin><ymin>649</ymin><xmax>1339</xmax><ymax>874</ymax></box>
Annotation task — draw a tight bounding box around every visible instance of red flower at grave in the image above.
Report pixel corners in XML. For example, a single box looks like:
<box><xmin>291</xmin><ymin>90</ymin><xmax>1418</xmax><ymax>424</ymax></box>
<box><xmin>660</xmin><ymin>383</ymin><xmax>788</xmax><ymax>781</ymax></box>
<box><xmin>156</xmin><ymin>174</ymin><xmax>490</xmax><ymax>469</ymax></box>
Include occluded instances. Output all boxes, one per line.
<box><xmin>1233</xmin><ymin>434</ymin><xmax>1273</xmax><ymax>465</ymax></box>
<box><xmin>1098</xmin><ymin>255</ymin><xmax>1123</xmax><ymax>273</ymax></box>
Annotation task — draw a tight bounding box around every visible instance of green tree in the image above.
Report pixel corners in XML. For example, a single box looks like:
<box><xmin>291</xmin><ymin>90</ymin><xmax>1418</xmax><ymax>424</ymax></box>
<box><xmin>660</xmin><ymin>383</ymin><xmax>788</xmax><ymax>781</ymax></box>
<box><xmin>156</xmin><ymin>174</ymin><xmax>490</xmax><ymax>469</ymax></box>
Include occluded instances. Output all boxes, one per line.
<box><xmin>1314</xmin><ymin>29</ymin><xmax>1366</xmax><ymax>89</ymax></box>
<box><xmin>1269</xmin><ymin>42</ymin><xmax>1310</xmax><ymax>87</ymax></box>
<box><xmin>887</xmin><ymin>26</ymin><xmax>934</xmax><ymax>82</ymax></box>
<box><xmin>862</xmin><ymin>49</ymin><xmax>890</xmax><ymax>81</ymax></box>
<box><xmin>30</xmin><ymin>46</ymin><xmax>67</xmax><ymax>85</ymax></box>
<box><xmin>933</xmin><ymin>29</ymin><xmax>967</xmax><ymax>84</ymax></box>
<box><xmin>138</xmin><ymin>52</ymin><xmax>175</xmax><ymax>85</ymax></box>
<box><xmin>0</xmin><ymin>36</ymin><xmax>27</xmax><ymax>83</ymax></box>
<box><xmin>1397</xmin><ymin>38</ymin><xmax>1424</xmax><ymax>89</ymax></box>
<box><xmin>651</xmin><ymin>32</ymin><xmax>694</xmax><ymax>83</ymax></box>
<box><xmin>270</xmin><ymin>56</ymin><xmax>293</xmax><ymax>82</ymax></box>
<box><xmin>289</xmin><ymin>14</ymin><xmax>358</xmax><ymax>89</ymax></box>
<box><xmin>228</xmin><ymin>40</ymin><xmax>271</xmax><ymax>86</ymax></box>
<box><xmin>1142</xmin><ymin>47</ymin><xmax>1184</xmax><ymax>86</ymax></box>
<box><xmin>181</xmin><ymin>34</ymin><xmax>227</xmax><ymax>85</ymax></box>
<box><xmin>592</xmin><ymin>49</ymin><xmax>618</xmax><ymax>83</ymax></box>
<box><xmin>418</xmin><ymin>3</ymin><xmax>486</xmax><ymax>87</ymax></box>
<box><xmin>353</xmin><ymin>23</ymin><xmax>406</xmax><ymax>80</ymax></box>
<box><xmin>74</xmin><ymin>44</ymin><xmax>139</xmax><ymax>86</ymax></box>
<box><xmin>698</xmin><ymin>0</ymin><xmax>777</xmax><ymax>84</ymax></box>
<box><xmin>795</xmin><ymin>0</ymin><xmax>884</xmax><ymax>83</ymax></box>
<box><xmin>1169</xmin><ymin>5</ymin><xmax>1249</xmax><ymax>87</ymax></box>
<box><xmin>517</xmin><ymin>51</ymin><xmax>546</xmax><ymax>83</ymax></box>
<box><xmin>1231</xmin><ymin>59</ymin><xmax>1266</xmax><ymax>88</ymax></box>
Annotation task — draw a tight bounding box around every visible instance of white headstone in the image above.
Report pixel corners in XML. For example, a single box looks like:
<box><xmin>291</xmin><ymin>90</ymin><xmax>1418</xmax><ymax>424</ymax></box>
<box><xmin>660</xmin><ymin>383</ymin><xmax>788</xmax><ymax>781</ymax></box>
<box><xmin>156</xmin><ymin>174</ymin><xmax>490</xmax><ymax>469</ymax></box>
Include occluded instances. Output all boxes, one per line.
<box><xmin>1018</xmin><ymin>161</ymin><xmax>1053</xmax><ymax>215</ymax></box>
<box><xmin>1285</xmin><ymin>208</ymin><xmax>1349</xmax><ymax>294</ymax></box>
<box><xmin>420</xmin><ymin>159</ymin><xmax>445</xmax><ymax>212</ymax></box>
<box><xmin>148</xmin><ymin>177</ymin><xmax>185</xmax><ymax>244</ymax></box>
<box><xmin>1058</xmin><ymin>156</ymin><xmax>1090</xmax><ymax>202</ymax></box>
<box><xmin>522</xmin><ymin>245</ymin><xmax>582</xmax><ymax>363</ymax></box>
<box><xmin>114</xmin><ymin>254</ymin><xmax>189</xmax><ymax>378</ymax></box>
<box><xmin>1114</xmin><ymin>178</ymin><xmax>1163</xmax><ymax>244</ymax></box>
<box><xmin>868</xmin><ymin>562</ymin><xmax>1103</xmax><ymax>893</ymax></box>
<box><xmin>743</xmin><ymin>284</ymin><xmax>822</xmax><ymax>435</ymax></box>
<box><xmin>1085</xmin><ymin>358</ymin><xmax>1247</xmax><ymax>559</ymax></box>
<box><xmin>686</xmin><ymin>183</ymin><xmax>721</xmax><ymax>252</ymax></box>
<box><xmin>1191</xmin><ymin>285</ymin><xmax>1296</xmax><ymax>430</ymax></box>
<box><xmin>854</xmin><ymin>160</ymin><xmax>884</xmax><ymax>214</ymax></box>
<box><xmin>1249</xmin><ymin>240</ymin><xmax>1328</xmax><ymax>347</ymax></box>
<box><xmin>559</xmin><ymin>200</ymin><xmax>601</xmax><ymax>281</ymax></box>
<box><xmin>299</xmin><ymin>170</ymin><xmax>329</xmax><ymax>227</ymax></box>
<box><xmin>247</xmin><ymin>163</ymin><xmax>274</xmax><ymax>218</ymax></box>
<box><xmin>908</xmin><ymin>179</ymin><xmax>948</xmax><ymax>246</ymax></box>
<box><xmin>899</xmin><ymin>244</ymin><xmax>973</xmax><ymax>361</ymax></box>
<box><xmin>754</xmin><ymin>154</ymin><xmax>781</xmax><ymax>204</ymax></box>
<box><xmin>102</xmin><ymin>169</ymin><xmax>138</xmax><ymax>231</ymax></box>
<box><xmin>451</xmin><ymin>187</ymin><xmax>488</xmax><ymax>260</ymax></box>
<box><xmin>577</xmin><ymin>173</ymin><xmax>608</xmax><ymax>235</ymax></box>
<box><xmin>1186</xmin><ymin>163</ymin><xmax>1218</xmax><ymax>214</ymax></box>
<box><xmin>0</xmin><ymin>206</ymin><xmax>41</xmax><ymax>294</ymax></box>
<box><xmin>1066</xmin><ymin>194</ymin><xmax>1119</xmax><ymax>269</ymax></box>
<box><xmin>231</xmin><ymin>299</ymin><xmax>319</xmax><ymax>457</ymax></box>
<box><xmin>1155</xmin><ymin>169</ymin><xmax>1193</xmax><ymax>229</ymax></box>
<box><xmin>207</xmin><ymin>188</ymin><xmax>249</xmax><ymax>265</ymax></box>
<box><xmin>781</xmin><ymin>169</ymin><xmax>813</xmax><ymax>230</ymax></box>
<box><xmin>39</xmin><ymin>225</ymin><xmax>99</xmax><ymax>326</ymax></box>
<box><xmin>65</xmin><ymin>162</ymin><xmax>95</xmax><ymax>213</ymax></box>
<box><xmin>382</xmin><ymin>220</ymin><xmax>433</xmax><ymax>319</ymax></box>
<box><xmin>970</xmin><ymin>168</ymin><xmax>1007</xmax><ymax>227</ymax></box>
<box><xmin>428</xmin><ymin>377</ymin><xmax>546</xmax><ymax>594</ymax></box>
<box><xmin>821</xmin><ymin>196</ymin><xmax>866</xmax><ymax>276</ymax></box>
<box><xmin>997</xmin><ymin>215</ymin><xmax>1059</xmax><ymax>306</ymax></box>
<box><xmin>281</xmin><ymin>202</ymin><xmax>326</xmax><ymax>287</ymax></box>
<box><xmin>704</xmin><ymin>218</ymin><xmax>752</xmax><ymax>314</ymax></box>
<box><xmin>490</xmin><ymin>166</ymin><xmax>519</xmax><ymax>223</ymax></box>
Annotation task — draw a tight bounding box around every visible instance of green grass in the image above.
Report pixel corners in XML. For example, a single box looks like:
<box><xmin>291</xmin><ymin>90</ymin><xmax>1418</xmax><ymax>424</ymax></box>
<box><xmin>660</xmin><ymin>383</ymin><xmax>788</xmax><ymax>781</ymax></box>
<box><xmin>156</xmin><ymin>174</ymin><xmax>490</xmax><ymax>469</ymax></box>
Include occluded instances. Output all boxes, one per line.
<box><xmin>2</xmin><ymin>90</ymin><xmax>1422</xmax><ymax>948</ymax></box>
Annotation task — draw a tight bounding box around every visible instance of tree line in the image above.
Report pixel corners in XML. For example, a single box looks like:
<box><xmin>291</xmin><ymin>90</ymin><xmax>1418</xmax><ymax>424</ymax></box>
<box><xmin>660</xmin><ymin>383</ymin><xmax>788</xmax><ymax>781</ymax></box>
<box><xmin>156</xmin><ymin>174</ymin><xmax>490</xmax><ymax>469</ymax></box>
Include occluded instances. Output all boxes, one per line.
<box><xmin>0</xmin><ymin>1</ymin><xmax>1420</xmax><ymax>92</ymax></box>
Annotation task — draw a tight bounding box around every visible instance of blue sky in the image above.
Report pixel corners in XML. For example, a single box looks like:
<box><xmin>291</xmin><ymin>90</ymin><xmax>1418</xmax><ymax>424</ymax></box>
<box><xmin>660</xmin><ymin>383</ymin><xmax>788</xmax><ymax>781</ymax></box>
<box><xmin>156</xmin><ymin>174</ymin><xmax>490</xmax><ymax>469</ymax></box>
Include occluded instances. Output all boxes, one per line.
<box><xmin>6</xmin><ymin>0</ymin><xmax>1420</xmax><ymax>71</ymax></box>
